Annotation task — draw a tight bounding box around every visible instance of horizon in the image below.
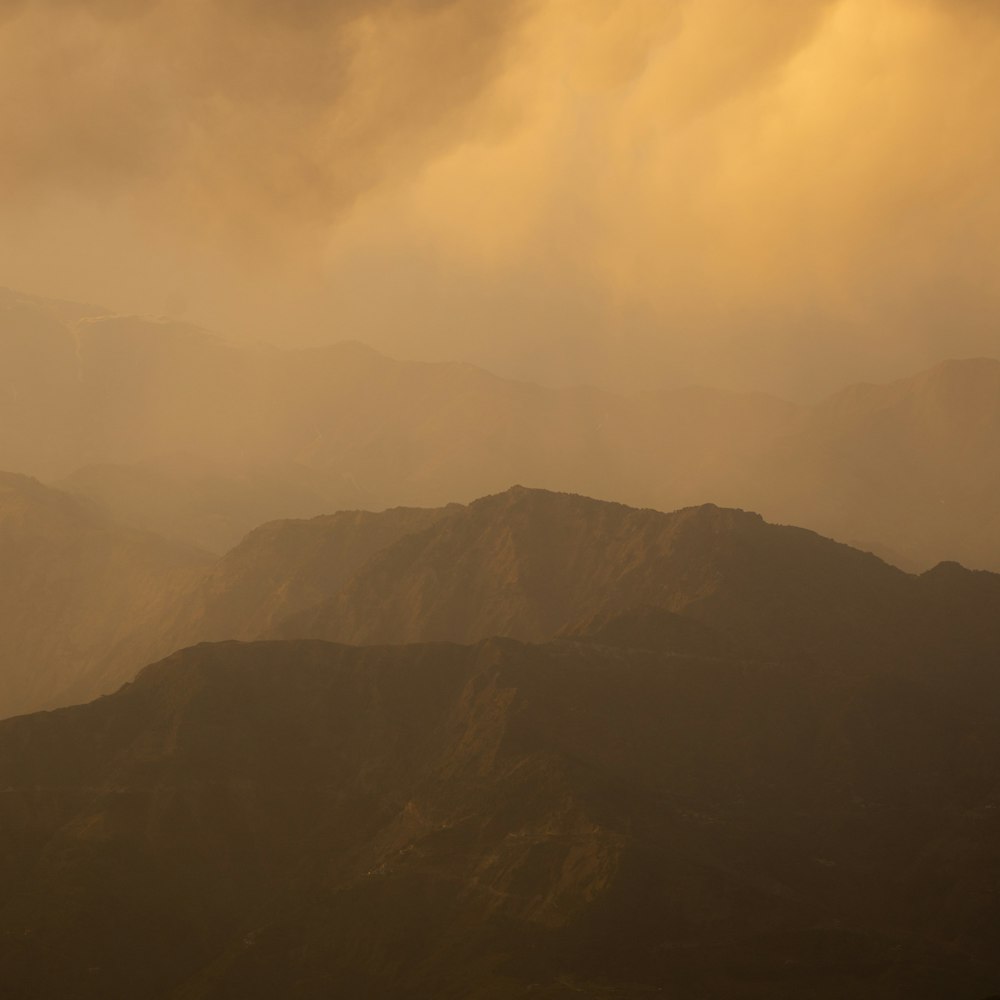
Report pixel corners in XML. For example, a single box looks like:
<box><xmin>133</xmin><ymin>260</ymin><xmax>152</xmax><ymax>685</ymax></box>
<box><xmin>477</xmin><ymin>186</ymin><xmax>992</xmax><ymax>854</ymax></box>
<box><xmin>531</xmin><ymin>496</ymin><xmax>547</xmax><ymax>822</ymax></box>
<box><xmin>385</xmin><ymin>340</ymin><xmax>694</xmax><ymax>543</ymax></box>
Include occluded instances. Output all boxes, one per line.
<box><xmin>4</xmin><ymin>281</ymin><xmax>999</xmax><ymax>403</ymax></box>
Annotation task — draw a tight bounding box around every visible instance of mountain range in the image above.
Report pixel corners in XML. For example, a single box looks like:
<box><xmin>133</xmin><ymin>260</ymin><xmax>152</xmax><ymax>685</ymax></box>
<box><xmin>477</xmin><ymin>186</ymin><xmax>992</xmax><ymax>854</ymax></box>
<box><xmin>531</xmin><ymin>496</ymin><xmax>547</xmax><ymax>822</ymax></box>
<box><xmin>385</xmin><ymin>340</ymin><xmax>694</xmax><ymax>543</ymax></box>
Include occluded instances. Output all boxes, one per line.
<box><xmin>3</xmin><ymin>286</ymin><xmax>999</xmax><ymax>571</ymax></box>
<box><xmin>2</xmin><ymin>450</ymin><xmax>999</xmax><ymax>994</ymax></box>
<box><xmin>3</xmin><ymin>480</ymin><xmax>999</xmax><ymax>721</ymax></box>
<box><xmin>1</xmin><ymin>631</ymin><xmax>998</xmax><ymax>997</ymax></box>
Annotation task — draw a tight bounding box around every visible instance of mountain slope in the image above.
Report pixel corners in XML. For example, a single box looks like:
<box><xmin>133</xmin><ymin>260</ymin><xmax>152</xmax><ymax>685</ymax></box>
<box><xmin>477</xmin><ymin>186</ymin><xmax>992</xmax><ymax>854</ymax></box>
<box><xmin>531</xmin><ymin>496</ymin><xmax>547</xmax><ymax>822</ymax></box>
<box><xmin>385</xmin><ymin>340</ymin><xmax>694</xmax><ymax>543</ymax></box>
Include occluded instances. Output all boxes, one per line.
<box><xmin>747</xmin><ymin>357</ymin><xmax>1000</xmax><ymax>570</ymax></box>
<box><xmin>157</xmin><ymin>502</ymin><xmax>456</xmax><ymax>646</ymax></box>
<box><xmin>51</xmin><ymin>501</ymin><xmax>459</xmax><ymax>709</ymax></box>
<box><xmin>274</xmin><ymin>487</ymin><xmax>1000</xmax><ymax>674</ymax></box>
<box><xmin>0</xmin><ymin>472</ymin><xmax>210</xmax><ymax>717</ymax></box>
<box><xmin>0</xmin><ymin>637</ymin><xmax>997</xmax><ymax>998</ymax></box>
<box><xmin>7</xmin><ymin>482</ymin><xmax>999</xmax><ymax>717</ymax></box>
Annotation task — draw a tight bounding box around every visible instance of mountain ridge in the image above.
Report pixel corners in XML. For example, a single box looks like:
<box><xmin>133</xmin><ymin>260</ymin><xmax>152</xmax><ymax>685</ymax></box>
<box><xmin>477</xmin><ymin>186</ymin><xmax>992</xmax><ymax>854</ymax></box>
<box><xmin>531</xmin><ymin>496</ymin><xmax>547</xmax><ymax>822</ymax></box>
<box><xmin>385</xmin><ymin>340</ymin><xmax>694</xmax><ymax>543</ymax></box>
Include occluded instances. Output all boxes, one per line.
<box><xmin>5</xmin><ymin>479</ymin><xmax>1000</xmax><ymax>717</ymax></box>
<box><xmin>3</xmin><ymin>288</ymin><xmax>998</xmax><ymax>569</ymax></box>
<box><xmin>0</xmin><ymin>635</ymin><xmax>997</xmax><ymax>997</ymax></box>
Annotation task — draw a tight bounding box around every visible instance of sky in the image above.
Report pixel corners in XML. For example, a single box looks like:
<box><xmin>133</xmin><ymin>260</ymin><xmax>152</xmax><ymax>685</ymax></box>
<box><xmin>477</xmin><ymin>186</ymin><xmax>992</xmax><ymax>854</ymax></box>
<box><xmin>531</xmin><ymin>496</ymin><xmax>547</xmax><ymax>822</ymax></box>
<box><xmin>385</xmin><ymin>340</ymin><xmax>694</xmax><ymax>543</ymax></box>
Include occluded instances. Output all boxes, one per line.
<box><xmin>1</xmin><ymin>0</ymin><xmax>999</xmax><ymax>396</ymax></box>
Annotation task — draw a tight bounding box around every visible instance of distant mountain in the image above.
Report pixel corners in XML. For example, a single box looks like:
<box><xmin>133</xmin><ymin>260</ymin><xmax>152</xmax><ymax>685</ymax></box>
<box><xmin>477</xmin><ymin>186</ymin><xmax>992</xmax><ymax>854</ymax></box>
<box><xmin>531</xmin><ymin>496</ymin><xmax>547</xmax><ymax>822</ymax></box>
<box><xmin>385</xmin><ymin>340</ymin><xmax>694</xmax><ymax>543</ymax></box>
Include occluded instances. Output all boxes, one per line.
<box><xmin>0</xmin><ymin>472</ymin><xmax>209</xmax><ymax>718</ymax></box>
<box><xmin>3</xmin><ymin>287</ymin><xmax>998</xmax><ymax>569</ymax></box>
<box><xmin>745</xmin><ymin>358</ymin><xmax>1000</xmax><ymax>572</ymax></box>
<box><xmin>58</xmin><ymin>456</ymin><xmax>373</xmax><ymax>554</ymax></box>
<box><xmin>0</xmin><ymin>636</ymin><xmax>997</xmax><ymax>998</ymax></box>
<box><xmin>2</xmin><ymin>290</ymin><xmax>644</xmax><ymax>504</ymax></box>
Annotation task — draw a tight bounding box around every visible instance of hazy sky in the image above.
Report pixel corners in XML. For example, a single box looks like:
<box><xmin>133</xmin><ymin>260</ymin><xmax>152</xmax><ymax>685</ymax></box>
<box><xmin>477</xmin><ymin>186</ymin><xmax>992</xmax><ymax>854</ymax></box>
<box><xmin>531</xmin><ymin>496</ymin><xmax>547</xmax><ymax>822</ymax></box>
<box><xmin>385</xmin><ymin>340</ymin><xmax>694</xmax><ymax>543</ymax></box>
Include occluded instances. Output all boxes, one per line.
<box><xmin>1</xmin><ymin>0</ymin><xmax>999</xmax><ymax>395</ymax></box>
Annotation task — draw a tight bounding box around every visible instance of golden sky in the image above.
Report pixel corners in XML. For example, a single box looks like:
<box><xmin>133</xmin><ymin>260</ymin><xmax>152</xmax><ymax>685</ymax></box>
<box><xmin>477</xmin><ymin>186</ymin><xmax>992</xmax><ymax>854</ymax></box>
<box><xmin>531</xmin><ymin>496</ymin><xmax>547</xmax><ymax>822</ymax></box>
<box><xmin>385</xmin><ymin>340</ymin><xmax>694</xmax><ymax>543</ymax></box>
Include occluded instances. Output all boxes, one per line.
<box><xmin>1</xmin><ymin>0</ymin><xmax>999</xmax><ymax>394</ymax></box>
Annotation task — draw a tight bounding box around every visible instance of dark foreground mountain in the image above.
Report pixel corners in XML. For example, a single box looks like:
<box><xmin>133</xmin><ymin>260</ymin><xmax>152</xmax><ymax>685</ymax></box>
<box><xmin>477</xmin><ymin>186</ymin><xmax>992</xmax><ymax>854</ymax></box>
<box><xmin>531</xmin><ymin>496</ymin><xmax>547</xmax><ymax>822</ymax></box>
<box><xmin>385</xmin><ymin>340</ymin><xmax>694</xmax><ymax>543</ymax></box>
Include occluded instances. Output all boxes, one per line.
<box><xmin>0</xmin><ymin>637</ymin><xmax>997</xmax><ymax>999</ymax></box>
<box><xmin>4</xmin><ymin>288</ymin><xmax>1000</xmax><ymax>569</ymax></box>
<box><xmin>0</xmin><ymin>472</ymin><xmax>209</xmax><ymax>718</ymax></box>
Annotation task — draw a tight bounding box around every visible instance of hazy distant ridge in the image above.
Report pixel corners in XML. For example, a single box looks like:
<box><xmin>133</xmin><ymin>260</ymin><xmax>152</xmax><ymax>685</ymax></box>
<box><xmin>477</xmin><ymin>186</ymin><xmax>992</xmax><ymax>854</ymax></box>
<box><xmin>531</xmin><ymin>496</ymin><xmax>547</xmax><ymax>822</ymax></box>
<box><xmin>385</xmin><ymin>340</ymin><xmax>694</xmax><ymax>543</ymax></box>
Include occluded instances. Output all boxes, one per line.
<box><xmin>2</xmin><ymin>288</ymin><xmax>999</xmax><ymax>570</ymax></box>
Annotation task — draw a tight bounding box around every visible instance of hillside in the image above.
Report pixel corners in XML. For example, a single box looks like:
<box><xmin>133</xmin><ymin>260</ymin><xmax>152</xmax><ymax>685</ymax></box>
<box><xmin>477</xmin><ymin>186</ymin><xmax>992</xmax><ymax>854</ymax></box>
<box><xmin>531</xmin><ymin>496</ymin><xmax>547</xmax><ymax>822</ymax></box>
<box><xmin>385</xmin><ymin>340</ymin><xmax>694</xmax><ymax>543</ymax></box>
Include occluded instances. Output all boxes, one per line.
<box><xmin>0</xmin><ymin>472</ymin><xmax>210</xmax><ymax>718</ymax></box>
<box><xmin>273</xmin><ymin>487</ymin><xmax>1000</xmax><ymax>675</ymax></box>
<box><xmin>6</xmin><ymin>483</ymin><xmax>999</xmax><ymax>718</ymax></box>
<box><xmin>157</xmin><ymin>502</ymin><xmax>456</xmax><ymax>646</ymax></box>
<box><xmin>0</xmin><ymin>637</ymin><xmax>997</xmax><ymax>998</ymax></box>
<box><xmin>0</xmin><ymin>485</ymin><xmax>456</xmax><ymax>716</ymax></box>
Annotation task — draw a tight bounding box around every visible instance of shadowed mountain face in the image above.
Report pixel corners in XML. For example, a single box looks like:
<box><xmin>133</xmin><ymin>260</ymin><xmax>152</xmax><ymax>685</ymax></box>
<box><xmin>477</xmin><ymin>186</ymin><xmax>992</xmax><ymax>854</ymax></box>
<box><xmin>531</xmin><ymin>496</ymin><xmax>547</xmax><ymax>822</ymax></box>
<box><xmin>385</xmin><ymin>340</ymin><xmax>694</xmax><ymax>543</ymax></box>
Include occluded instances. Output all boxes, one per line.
<box><xmin>0</xmin><ymin>637</ymin><xmax>998</xmax><ymax>999</ymax></box>
<box><xmin>4</xmin><ymin>483</ymin><xmax>1000</xmax><ymax>718</ymax></box>
<box><xmin>0</xmin><ymin>472</ymin><xmax>209</xmax><ymax>718</ymax></box>
<box><xmin>3</xmin><ymin>288</ymin><xmax>999</xmax><ymax>570</ymax></box>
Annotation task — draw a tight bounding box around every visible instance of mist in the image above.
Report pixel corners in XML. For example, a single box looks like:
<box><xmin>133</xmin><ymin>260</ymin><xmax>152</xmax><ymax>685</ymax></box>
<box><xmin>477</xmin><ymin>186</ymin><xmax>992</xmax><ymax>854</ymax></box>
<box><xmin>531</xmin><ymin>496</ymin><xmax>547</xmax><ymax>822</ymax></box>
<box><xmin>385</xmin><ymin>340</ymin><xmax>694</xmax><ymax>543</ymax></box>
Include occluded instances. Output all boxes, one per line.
<box><xmin>1</xmin><ymin>0</ymin><xmax>998</xmax><ymax>394</ymax></box>
<box><xmin>3</xmin><ymin>5</ymin><xmax>1000</xmax><ymax>996</ymax></box>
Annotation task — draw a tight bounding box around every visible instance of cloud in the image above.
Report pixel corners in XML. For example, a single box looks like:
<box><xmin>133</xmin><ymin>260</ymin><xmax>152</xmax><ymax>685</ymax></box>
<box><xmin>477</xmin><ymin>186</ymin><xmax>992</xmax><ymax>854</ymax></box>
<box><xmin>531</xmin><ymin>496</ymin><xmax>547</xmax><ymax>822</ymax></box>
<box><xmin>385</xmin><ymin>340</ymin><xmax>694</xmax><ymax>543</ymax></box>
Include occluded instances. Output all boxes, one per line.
<box><xmin>340</xmin><ymin>0</ymin><xmax>1000</xmax><ymax>390</ymax></box>
<box><xmin>1</xmin><ymin>0</ymin><xmax>999</xmax><ymax>394</ymax></box>
<box><xmin>0</xmin><ymin>0</ymin><xmax>529</xmax><ymax>247</ymax></box>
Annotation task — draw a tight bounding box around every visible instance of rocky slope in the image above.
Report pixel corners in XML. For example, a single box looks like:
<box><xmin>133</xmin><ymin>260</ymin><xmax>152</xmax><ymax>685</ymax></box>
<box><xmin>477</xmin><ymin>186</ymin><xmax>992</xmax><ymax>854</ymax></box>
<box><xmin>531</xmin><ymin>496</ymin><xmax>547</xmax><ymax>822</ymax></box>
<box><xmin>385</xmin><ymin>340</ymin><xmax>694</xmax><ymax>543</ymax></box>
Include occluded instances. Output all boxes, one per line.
<box><xmin>0</xmin><ymin>636</ymin><xmax>997</xmax><ymax>998</ymax></box>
